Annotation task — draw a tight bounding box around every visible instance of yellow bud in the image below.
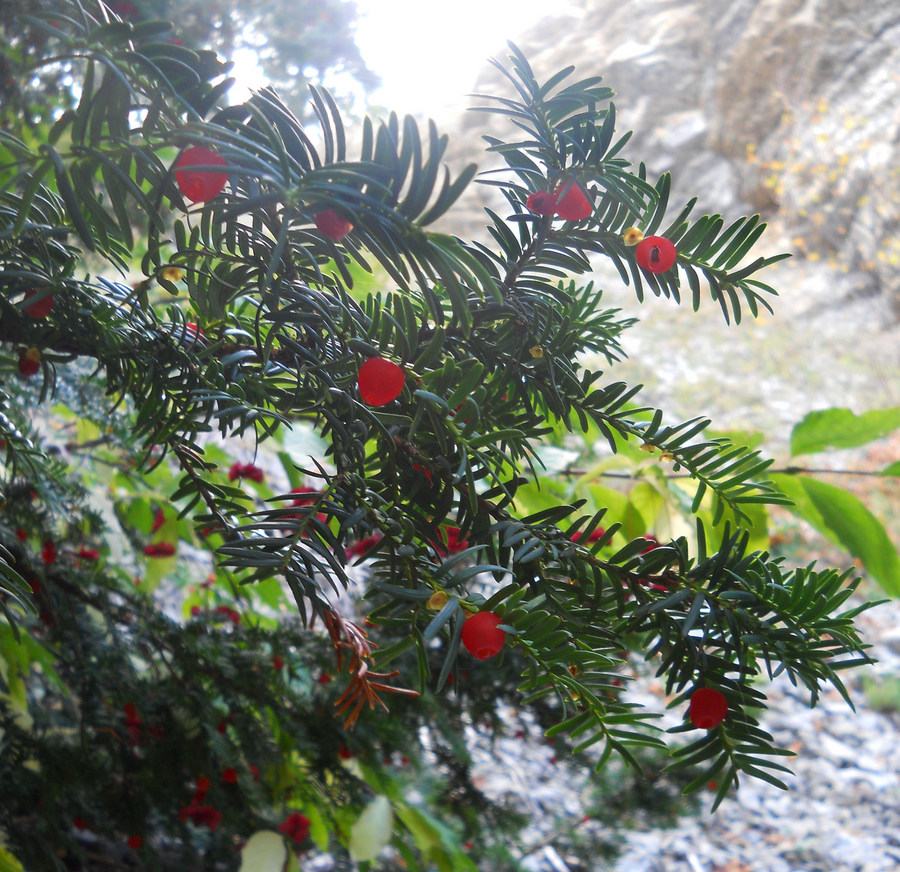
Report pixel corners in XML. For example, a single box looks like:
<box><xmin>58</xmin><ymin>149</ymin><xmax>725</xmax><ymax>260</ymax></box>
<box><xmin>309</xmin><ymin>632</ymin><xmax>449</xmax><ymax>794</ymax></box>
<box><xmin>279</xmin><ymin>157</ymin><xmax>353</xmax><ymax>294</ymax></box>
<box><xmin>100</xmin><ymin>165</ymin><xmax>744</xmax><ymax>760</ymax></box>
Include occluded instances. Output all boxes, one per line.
<box><xmin>427</xmin><ymin>591</ymin><xmax>449</xmax><ymax>611</ymax></box>
<box><xmin>623</xmin><ymin>226</ymin><xmax>644</xmax><ymax>246</ymax></box>
<box><xmin>659</xmin><ymin>450</ymin><xmax>675</xmax><ymax>462</ymax></box>
<box><xmin>161</xmin><ymin>266</ymin><xmax>184</xmax><ymax>282</ymax></box>
<box><xmin>640</xmin><ymin>442</ymin><xmax>656</xmax><ymax>453</ymax></box>
<box><xmin>24</xmin><ymin>347</ymin><xmax>41</xmax><ymax>363</ymax></box>
<box><xmin>529</xmin><ymin>345</ymin><xmax>544</xmax><ymax>359</ymax></box>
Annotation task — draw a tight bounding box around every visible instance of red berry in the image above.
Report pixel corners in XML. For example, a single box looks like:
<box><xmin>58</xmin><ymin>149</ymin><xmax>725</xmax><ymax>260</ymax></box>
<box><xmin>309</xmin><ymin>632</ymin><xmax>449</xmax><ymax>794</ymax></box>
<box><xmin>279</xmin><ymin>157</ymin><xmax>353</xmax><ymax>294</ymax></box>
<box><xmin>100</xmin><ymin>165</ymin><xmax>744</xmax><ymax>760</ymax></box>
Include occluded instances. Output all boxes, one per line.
<box><xmin>128</xmin><ymin>835</ymin><xmax>143</xmax><ymax>849</ymax></box>
<box><xmin>347</xmin><ymin>533</ymin><xmax>382</xmax><ymax>558</ymax></box>
<box><xmin>639</xmin><ymin>536</ymin><xmax>659</xmax><ymax>553</ymax></box>
<box><xmin>554</xmin><ymin>184</ymin><xmax>593</xmax><ymax>220</ymax></box>
<box><xmin>144</xmin><ymin>542</ymin><xmax>176</xmax><ymax>557</ymax></box>
<box><xmin>278</xmin><ymin>811</ymin><xmax>311</xmax><ymax>844</ymax></box>
<box><xmin>41</xmin><ymin>540</ymin><xmax>56</xmax><ymax>564</ymax></box>
<box><xmin>183</xmin><ymin>322</ymin><xmax>204</xmax><ymax>344</ymax></box>
<box><xmin>272</xmin><ymin>655</ymin><xmax>284</xmax><ymax>671</ymax></box>
<box><xmin>214</xmin><ymin>605</ymin><xmax>241</xmax><ymax>625</ymax></box>
<box><xmin>526</xmin><ymin>190</ymin><xmax>558</xmax><ymax>216</ymax></box>
<box><xmin>461</xmin><ymin>611</ymin><xmax>506</xmax><ymax>660</ymax></box>
<box><xmin>175</xmin><ymin>146</ymin><xmax>228</xmax><ymax>203</ymax></box>
<box><xmin>315</xmin><ymin>209</ymin><xmax>353</xmax><ymax>241</ymax></box>
<box><xmin>228</xmin><ymin>462</ymin><xmax>264</xmax><ymax>483</ymax></box>
<box><xmin>15</xmin><ymin>529</ymin><xmax>27</xmax><ymax>542</ymax></box>
<box><xmin>635</xmin><ymin>235</ymin><xmax>677</xmax><ymax>273</ymax></box>
<box><xmin>434</xmin><ymin>526</ymin><xmax>468</xmax><ymax>555</ymax></box>
<box><xmin>179</xmin><ymin>802</ymin><xmax>221</xmax><ymax>830</ymax></box>
<box><xmin>357</xmin><ymin>356</ymin><xmax>405</xmax><ymax>406</ymax></box>
<box><xmin>74</xmin><ymin>817</ymin><xmax>87</xmax><ymax>830</ymax></box>
<box><xmin>17</xmin><ymin>348</ymin><xmax>41</xmax><ymax>378</ymax></box>
<box><xmin>24</xmin><ymin>288</ymin><xmax>54</xmax><ymax>318</ymax></box>
<box><xmin>570</xmin><ymin>527</ymin><xmax>605</xmax><ymax>544</ymax></box>
<box><xmin>222</xmin><ymin>766</ymin><xmax>238</xmax><ymax>784</ymax></box>
<box><xmin>688</xmin><ymin>687</ymin><xmax>728</xmax><ymax>729</ymax></box>
<box><xmin>77</xmin><ymin>547</ymin><xmax>99</xmax><ymax>560</ymax></box>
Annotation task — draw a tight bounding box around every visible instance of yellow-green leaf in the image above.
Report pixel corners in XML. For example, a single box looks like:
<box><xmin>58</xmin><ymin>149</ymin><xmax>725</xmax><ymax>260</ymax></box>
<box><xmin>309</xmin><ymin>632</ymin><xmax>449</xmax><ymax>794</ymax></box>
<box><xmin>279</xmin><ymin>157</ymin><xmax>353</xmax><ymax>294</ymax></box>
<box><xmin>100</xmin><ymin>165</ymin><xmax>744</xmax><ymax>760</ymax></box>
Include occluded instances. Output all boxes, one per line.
<box><xmin>790</xmin><ymin>407</ymin><xmax>900</xmax><ymax>457</ymax></box>
<box><xmin>238</xmin><ymin>831</ymin><xmax>287</xmax><ymax>872</ymax></box>
<box><xmin>349</xmin><ymin>795</ymin><xmax>393</xmax><ymax>863</ymax></box>
<box><xmin>772</xmin><ymin>473</ymin><xmax>900</xmax><ymax>596</ymax></box>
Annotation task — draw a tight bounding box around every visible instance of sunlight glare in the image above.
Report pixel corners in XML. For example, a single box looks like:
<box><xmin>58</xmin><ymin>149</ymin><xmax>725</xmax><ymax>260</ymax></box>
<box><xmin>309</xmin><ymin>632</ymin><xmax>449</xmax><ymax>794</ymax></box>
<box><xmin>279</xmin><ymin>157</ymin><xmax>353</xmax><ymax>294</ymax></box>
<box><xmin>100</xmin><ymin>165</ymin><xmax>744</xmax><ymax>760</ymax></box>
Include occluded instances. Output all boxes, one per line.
<box><xmin>353</xmin><ymin>0</ymin><xmax>571</xmax><ymax>115</ymax></box>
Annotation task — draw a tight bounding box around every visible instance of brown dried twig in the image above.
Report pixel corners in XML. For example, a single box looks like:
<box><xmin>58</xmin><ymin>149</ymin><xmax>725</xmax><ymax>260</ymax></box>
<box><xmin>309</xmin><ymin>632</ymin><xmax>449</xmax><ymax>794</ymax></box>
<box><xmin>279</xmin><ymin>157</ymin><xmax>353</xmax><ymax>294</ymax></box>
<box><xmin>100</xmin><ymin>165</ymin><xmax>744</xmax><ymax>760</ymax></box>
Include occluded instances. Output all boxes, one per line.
<box><xmin>324</xmin><ymin>609</ymin><xmax>419</xmax><ymax>728</ymax></box>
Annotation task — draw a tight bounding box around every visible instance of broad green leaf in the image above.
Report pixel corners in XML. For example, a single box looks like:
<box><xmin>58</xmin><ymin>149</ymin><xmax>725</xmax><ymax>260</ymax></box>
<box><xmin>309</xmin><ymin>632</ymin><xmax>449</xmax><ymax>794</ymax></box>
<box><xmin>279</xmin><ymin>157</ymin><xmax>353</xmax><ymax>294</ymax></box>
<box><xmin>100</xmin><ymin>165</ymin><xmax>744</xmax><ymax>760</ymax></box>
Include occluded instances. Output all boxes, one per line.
<box><xmin>349</xmin><ymin>795</ymin><xmax>393</xmax><ymax>863</ymax></box>
<box><xmin>623</xmin><ymin>481</ymin><xmax>664</xmax><ymax>538</ymax></box>
<box><xmin>772</xmin><ymin>474</ymin><xmax>900</xmax><ymax>596</ymax></box>
<box><xmin>142</xmin><ymin>543</ymin><xmax>178</xmax><ymax>592</ymax></box>
<box><xmin>801</xmin><ymin>477</ymin><xmax>900</xmax><ymax>596</ymax></box>
<box><xmin>0</xmin><ymin>847</ymin><xmax>25</xmax><ymax>872</ymax></box>
<box><xmin>512</xmin><ymin>479</ymin><xmax>567</xmax><ymax>516</ymax></box>
<box><xmin>304</xmin><ymin>803</ymin><xmax>330</xmax><ymax>851</ymax></box>
<box><xmin>395</xmin><ymin>803</ymin><xmax>441</xmax><ymax>854</ymax></box>
<box><xmin>238</xmin><ymin>831</ymin><xmax>287</xmax><ymax>872</ymax></box>
<box><xmin>769</xmin><ymin>474</ymin><xmax>833</xmax><ymax>543</ymax></box>
<box><xmin>584</xmin><ymin>483</ymin><xmax>630</xmax><ymax>523</ymax></box>
<box><xmin>281</xmin><ymin>421</ymin><xmax>331</xmax><ymax>465</ymax></box>
<box><xmin>790</xmin><ymin>407</ymin><xmax>900</xmax><ymax>457</ymax></box>
<box><xmin>394</xmin><ymin>802</ymin><xmax>479</xmax><ymax>872</ymax></box>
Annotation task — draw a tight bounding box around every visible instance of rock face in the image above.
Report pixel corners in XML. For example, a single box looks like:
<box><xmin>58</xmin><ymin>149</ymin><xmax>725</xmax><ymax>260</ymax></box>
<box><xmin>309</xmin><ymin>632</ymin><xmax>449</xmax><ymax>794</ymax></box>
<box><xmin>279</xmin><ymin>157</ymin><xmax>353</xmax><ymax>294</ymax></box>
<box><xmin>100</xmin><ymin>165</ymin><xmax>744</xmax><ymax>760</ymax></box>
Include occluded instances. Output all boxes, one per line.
<box><xmin>450</xmin><ymin>0</ymin><xmax>900</xmax><ymax>311</ymax></box>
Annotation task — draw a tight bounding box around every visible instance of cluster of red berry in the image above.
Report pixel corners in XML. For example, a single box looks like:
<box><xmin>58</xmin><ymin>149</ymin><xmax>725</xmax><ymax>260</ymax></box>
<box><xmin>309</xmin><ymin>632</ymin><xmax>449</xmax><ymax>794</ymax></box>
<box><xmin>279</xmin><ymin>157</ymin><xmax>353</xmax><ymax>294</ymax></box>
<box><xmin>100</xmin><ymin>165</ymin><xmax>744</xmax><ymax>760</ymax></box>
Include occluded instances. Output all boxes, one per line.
<box><xmin>168</xmin><ymin>143</ymin><xmax>715</xmax><ymax>742</ymax></box>
<box><xmin>110</xmin><ymin>701</ymin><xmax>311</xmax><ymax>851</ymax></box>
<box><xmin>144</xmin><ymin>542</ymin><xmax>176</xmax><ymax>557</ymax></box>
<box><xmin>525</xmin><ymin>184</ymin><xmax>594</xmax><ymax>220</ymax></box>
<box><xmin>228</xmin><ymin>462</ymin><xmax>265</xmax><ymax>483</ymax></box>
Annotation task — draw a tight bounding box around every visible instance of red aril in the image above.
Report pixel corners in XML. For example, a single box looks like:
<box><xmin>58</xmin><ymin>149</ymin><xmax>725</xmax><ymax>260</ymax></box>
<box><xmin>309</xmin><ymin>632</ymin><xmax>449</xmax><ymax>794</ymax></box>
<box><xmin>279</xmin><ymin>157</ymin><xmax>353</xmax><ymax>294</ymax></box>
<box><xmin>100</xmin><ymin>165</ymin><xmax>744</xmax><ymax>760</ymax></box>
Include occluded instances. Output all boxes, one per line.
<box><xmin>357</xmin><ymin>356</ymin><xmax>405</xmax><ymax>406</ymax></box>
<box><xmin>554</xmin><ymin>184</ymin><xmax>593</xmax><ymax>220</ymax></box>
<box><xmin>461</xmin><ymin>611</ymin><xmax>506</xmax><ymax>660</ymax></box>
<box><xmin>688</xmin><ymin>687</ymin><xmax>728</xmax><ymax>729</ymax></box>
<box><xmin>18</xmin><ymin>348</ymin><xmax>41</xmax><ymax>378</ymax></box>
<box><xmin>175</xmin><ymin>147</ymin><xmax>228</xmax><ymax>203</ymax></box>
<box><xmin>526</xmin><ymin>190</ymin><xmax>558</xmax><ymax>216</ymax></box>
<box><xmin>24</xmin><ymin>288</ymin><xmax>54</xmax><ymax>318</ymax></box>
<box><xmin>315</xmin><ymin>209</ymin><xmax>353</xmax><ymax>241</ymax></box>
<box><xmin>635</xmin><ymin>235</ymin><xmax>677</xmax><ymax>273</ymax></box>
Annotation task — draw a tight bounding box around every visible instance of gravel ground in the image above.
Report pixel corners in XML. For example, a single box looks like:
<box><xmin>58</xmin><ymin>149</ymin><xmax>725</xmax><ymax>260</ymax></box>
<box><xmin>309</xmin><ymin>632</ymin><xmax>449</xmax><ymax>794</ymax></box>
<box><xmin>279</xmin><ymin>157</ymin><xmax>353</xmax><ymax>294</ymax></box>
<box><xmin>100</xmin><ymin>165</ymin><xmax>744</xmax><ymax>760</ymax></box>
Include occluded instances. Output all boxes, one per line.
<box><xmin>611</xmin><ymin>597</ymin><xmax>900</xmax><ymax>872</ymax></box>
<box><xmin>464</xmin><ymin>597</ymin><xmax>900</xmax><ymax>872</ymax></box>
